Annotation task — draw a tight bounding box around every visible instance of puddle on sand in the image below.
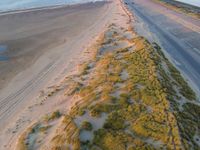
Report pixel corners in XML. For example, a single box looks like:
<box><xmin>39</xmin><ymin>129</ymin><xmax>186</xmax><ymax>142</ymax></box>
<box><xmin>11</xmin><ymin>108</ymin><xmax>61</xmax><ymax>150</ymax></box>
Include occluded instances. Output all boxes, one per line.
<box><xmin>0</xmin><ymin>45</ymin><xmax>9</xmax><ymax>61</ymax></box>
<box><xmin>0</xmin><ymin>56</ymin><xmax>9</xmax><ymax>61</ymax></box>
<box><xmin>0</xmin><ymin>45</ymin><xmax>7</xmax><ymax>53</ymax></box>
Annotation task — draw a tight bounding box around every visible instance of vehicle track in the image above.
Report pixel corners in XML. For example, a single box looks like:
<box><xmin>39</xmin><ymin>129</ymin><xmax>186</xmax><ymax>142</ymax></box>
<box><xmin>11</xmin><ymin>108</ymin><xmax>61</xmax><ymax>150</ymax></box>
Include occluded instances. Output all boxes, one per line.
<box><xmin>0</xmin><ymin>0</ymin><xmax>111</xmax><ymax>131</ymax></box>
<box><xmin>0</xmin><ymin>62</ymin><xmax>54</xmax><ymax>110</ymax></box>
<box><xmin>0</xmin><ymin>61</ymin><xmax>57</xmax><ymax>124</ymax></box>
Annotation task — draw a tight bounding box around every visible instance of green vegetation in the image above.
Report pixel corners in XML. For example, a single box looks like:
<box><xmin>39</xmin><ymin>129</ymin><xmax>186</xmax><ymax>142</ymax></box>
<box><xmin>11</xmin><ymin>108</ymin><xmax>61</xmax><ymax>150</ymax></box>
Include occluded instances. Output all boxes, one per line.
<box><xmin>65</xmin><ymin>27</ymin><xmax>186</xmax><ymax>149</ymax></box>
<box><xmin>17</xmin><ymin>25</ymin><xmax>199</xmax><ymax>150</ymax></box>
<box><xmin>51</xmin><ymin>115</ymin><xmax>81</xmax><ymax>150</ymax></box>
<box><xmin>167</xmin><ymin>61</ymin><xmax>196</xmax><ymax>100</ymax></box>
<box><xmin>44</xmin><ymin>110</ymin><xmax>61</xmax><ymax>122</ymax></box>
<box><xmin>175</xmin><ymin>103</ymin><xmax>200</xmax><ymax>149</ymax></box>
<box><xmin>103</xmin><ymin>111</ymin><xmax>125</xmax><ymax>130</ymax></box>
<box><xmin>89</xmin><ymin>104</ymin><xmax>120</xmax><ymax>117</ymax></box>
<box><xmin>16</xmin><ymin>132</ymin><xmax>28</xmax><ymax>150</ymax></box>
<box><xmin>78</xmin><ymin>109</ymin><xmax>86</xmax><ymax>116</ymax></box>
<box><xmin>39</xmin><ymin>125</ymin><xmax>51</xmax><ymax>133</ymax></box>
<box><xmin>64</xmin><ymin>26</ymin><xmax>199</xmax><ymax>149</ymax></box>
<box><xmin>154</xmin><ymin>0</ymin><xmax>200</xmax><ymax>19</ymax></box>
<box><xmin>153</xmin><ymin>42</ymin><xmax>196</xmax><ymax>101</ymax></box>
<box><xmin>16</xmin><ymin>124</ymin><xmax>40</xmax><ymax>150</ymax></box>
<box><xmin>81</xmin><ymin>121</ymin><xmax>93</xmax><ymax>131</ymax></box>
<box><xmin>93</xmin><ymin>129</ymin><xmax>130</xmax><ymax>150</ymax></box>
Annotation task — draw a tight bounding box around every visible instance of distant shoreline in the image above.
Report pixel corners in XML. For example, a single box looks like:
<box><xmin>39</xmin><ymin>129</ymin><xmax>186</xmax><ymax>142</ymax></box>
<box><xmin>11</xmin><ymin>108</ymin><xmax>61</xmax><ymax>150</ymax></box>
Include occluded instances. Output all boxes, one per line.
<box><xmin>0</xmin><ymin>4</ymin><xmax>67</xmax><ymax>15</ymax></box>
<box><xmin>0</xmin><ymin>0</ymin><xmax>106</xmax><ymax>16</ymax></box>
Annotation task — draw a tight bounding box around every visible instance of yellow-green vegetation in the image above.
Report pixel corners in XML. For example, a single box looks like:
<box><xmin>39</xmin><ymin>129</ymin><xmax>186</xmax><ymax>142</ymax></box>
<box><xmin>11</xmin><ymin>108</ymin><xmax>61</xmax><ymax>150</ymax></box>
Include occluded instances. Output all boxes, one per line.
<box><xmin>81</xmin><ymin>121</ymin><xmax>93</xmax><ymax>131</ymax></box>
<box><xmin>17</xmin><ymin>25</ymin><xmax>200</xmax><ymax>149</ymax></box>
<box><xmin>153</xmin><ymin>42</ymin><xmax>196</xmax><ymax>101</ymax></box>
<box><xmin>77</xmin><ymin>29</ymin><xmax>183</xmax><ymax>149</ymax></box>
<box><xmin>154</xmin><ymin>0</ymin><xmax>200</xmax><ymax>19</ymax></box>
<box><xmin>17</xmin><ymin>115</ymin><xmax>81</xmax><ymax>150</ymax></box>
<box><xmin>44</xmin><ymin>110</ymin><xmax>61</xmax><ymax>122</ymax></box>
<box><xmin>39</xmin><ymin>125</ymin><xmax>51</xmax><ymax>133</ymax></box>
<box><xmin>65</xmin><ymin>25</ymin><xmax>199</xmax><ymax>149</ymax></box>
<box><xmin>16</xmin><ymin>129</ymin><xmax>30</xmax><ymax>150</ymax></box>
<box><xmin>51</xmin><ymin>115</ymin><xmax>81</xmax><ymax>150</ymax></box>
<box><xmin>16</xmin><ymin>123</ymin><xmax>46</xmax><ymax>150</ymax></box>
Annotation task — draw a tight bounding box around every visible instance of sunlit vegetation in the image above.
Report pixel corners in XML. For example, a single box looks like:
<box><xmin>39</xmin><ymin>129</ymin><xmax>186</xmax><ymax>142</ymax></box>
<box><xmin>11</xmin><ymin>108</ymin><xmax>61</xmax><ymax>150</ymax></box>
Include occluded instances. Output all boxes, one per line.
<box><xmin>154</xmin><ymin>0</ymin><xmax>200</xmax><ymax>19</ymax></box>
<box><xmin>16</xmin><ymin>123</ymin><xmax>47</xmax><ymax>150</ymax></box>
<box><xmin>64</xmin><ymin>26</ymin><xmax>199</xmax><ymax>149</ymax></box>
<box><xmin>16</xmin><ymin>131</ymin><xmax>29</xmax><ymax>150</ymax></box>
<box><xmin>17</xmin><ymin>25</ymin><xmax>199</xmax><ymax>149</ymax></box>
<box><xmin>64</xmin><ymin>26</ymin><xmax>185</xmax><ymax>149</ymax></box>
<box><xmin>51</xmin><ymin>115</ymin><xmax>80</xmax><ymax>150</ymax></box>
<box><xmin>44</xmin><ymin>110</ymin><xmax>61</xmax><ymax>122</ymax></box>
<box><xmin>175</xmin><ymin>102</ymin><xmax>200</xmax><ymax>149</ymax></box>
<box><xmin>81</xmin><ymin>121</ymin><xmax>93</xmax><ymax>131</ymax></box>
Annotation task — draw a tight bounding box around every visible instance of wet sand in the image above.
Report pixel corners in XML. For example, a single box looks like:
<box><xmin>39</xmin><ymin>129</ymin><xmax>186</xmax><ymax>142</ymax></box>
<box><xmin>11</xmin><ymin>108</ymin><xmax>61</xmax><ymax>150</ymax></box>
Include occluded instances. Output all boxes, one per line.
<box><xmin>0</xmin><ymin>2</ymin><xmax>108</xmax><ymax>90</ymax></box>
<box><xmin>0</xmin><ymin>1</ymin><xmax>108</xmax><ymax>122</ymax></box>
<box><xmin>0</xmin><ymin>1</ymin><xmax>110</xmax><ymax>148</ymax></box>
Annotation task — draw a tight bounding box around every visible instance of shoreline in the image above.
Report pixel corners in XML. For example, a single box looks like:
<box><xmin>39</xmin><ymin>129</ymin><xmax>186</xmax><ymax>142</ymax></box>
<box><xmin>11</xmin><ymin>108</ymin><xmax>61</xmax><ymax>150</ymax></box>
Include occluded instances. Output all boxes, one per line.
<box><xmin>0</xmin><ymin>1</ymin><xmax>107</xmax><ymax>16</ymax></box>
<box><xmin>0</xmin><ymin>0</ymin><xmax>108</xmax><ymax>91</ymax></box>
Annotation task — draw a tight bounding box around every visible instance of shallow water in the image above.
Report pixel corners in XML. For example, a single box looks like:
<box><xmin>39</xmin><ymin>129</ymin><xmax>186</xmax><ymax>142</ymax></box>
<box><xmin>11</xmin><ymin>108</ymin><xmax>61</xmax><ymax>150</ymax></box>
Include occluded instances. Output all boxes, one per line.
<box><xmin>175</xmin><ymin>0</ymin><xmax>200</xmax><ymax>7</ymax></box>
<box><xmin>0</xmin><ymin>56</ymin><xmax>9</xmax><ymax>61</ymax></box>
<box><xmin>0</xmin><ymin>0</ymin><xmax>104</xmax><ymax>12</ymax></box>
<box><xmin>0</xmin><ymin>45</ymin><xmax>8</xmax><ymax>61</ymax></box>
<box><xmin>0</xmin><ymin>45</ymin><xmax>7</xmax><ymax>53</ymax></box>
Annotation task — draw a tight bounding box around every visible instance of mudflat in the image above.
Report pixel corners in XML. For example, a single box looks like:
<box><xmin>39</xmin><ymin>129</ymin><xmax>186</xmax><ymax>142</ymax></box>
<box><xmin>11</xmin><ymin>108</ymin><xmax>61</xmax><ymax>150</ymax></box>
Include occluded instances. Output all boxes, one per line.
<box><xmin>0</xmin><ymin>2</ymin><xmax>107</xmax><ymax>90</ymax></box>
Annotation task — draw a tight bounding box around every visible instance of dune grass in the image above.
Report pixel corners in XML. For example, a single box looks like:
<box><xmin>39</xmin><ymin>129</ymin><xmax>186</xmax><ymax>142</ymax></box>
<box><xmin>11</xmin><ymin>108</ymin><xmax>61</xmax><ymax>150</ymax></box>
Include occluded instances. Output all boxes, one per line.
<box><xmin>63</xmin><ymin>26</ymin><xmax>199</xmax><ymax>149</ymax></box>
<box><xmin>17</xmin><ymin>25</ymin><xmax>199</xmax><ymax>150</ymax></box>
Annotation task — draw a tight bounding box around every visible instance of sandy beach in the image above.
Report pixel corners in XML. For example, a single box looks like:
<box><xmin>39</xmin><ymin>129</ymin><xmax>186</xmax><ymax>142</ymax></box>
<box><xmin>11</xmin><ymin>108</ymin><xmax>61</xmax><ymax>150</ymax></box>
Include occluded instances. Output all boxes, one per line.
<box><xmin>1</xmin><ymin>0</ymin><xmax>200</xmax><ymax>149</ymax></box>
<box><xmin>0</xmin><ymin>0</ymin><xmax>130</xmax><ymax>149</ymax></box>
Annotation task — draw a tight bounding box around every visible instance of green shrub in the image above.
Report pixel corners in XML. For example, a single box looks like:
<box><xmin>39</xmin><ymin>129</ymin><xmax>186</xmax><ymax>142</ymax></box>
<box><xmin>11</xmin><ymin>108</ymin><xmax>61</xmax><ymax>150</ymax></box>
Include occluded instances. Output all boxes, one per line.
<box><xmin>78</xmin><ymin>109</ymin><xmax>86</xmax><ymax>116</ymax></box>
<box><xmin>93</xmin><ymin>129</ymin><xmax>127</xmax><ymax>150</ymax></box>
<box><xmin>81</xmin><ymin>121</ymin><xmax>93</xmax><ymax>131</ymax></box>
<box><xmin>44</xmin><ymin>110</ymin><xmax>61</xmax><ymax>122</ymax></box>
<box><xmin>89</xmin><ymin>104</ymin><xmax>120</xmax><ymax>117</ymax></box>
<box><xmin>103</xmin><ymin>111</ymin><xmax>125</xmax><ymax>130</ymax></box>
<box><xmin>39</xmin><ymin>125</ymin><xmax>51</xmax><ymax>133</ymax></box>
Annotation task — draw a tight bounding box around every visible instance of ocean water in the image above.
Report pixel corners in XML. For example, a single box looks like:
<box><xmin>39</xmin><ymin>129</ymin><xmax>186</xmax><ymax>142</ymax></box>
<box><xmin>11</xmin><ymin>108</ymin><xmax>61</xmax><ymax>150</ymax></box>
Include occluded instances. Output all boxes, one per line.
<box><xmin>0</xmin><ymin>0</ymin><xmax>104</xmax><ymax>12</ymax></box>
<box><xmin>175</xmin><ymin>0</ymin><xmax>200</xmax><ymax>7</ymax></box>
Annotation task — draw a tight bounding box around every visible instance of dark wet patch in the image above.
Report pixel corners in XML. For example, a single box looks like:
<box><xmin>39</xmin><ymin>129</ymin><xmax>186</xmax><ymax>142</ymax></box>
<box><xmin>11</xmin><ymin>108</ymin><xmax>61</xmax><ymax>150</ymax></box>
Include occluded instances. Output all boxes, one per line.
<box><xmin>0</xmin><ymin>45</ymin><xmax>7</xmax><ymax>53</ymax></box>
<box><xmin>0</xmin><ymin>56</ymin><xmax>9</xmax><ymax>61</ymax></box>
<box><xmin>0</xmin><ymin>45</ymin><xmax>9</xmax><ymax>61</ymax></box>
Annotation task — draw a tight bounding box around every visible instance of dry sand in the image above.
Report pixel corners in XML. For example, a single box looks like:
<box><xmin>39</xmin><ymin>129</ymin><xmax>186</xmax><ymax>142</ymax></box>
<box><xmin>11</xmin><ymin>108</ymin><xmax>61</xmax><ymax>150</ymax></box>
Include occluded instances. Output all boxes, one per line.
<box><xmin>0</xmin><ymin>0</ymin><xmax>130</xmax><ymax>149</ymax></box>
